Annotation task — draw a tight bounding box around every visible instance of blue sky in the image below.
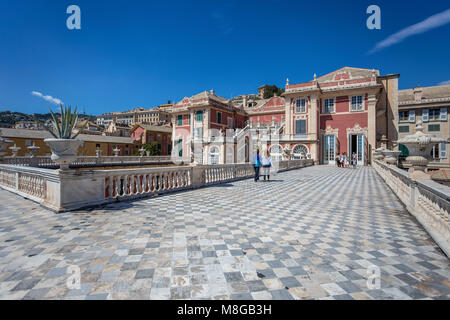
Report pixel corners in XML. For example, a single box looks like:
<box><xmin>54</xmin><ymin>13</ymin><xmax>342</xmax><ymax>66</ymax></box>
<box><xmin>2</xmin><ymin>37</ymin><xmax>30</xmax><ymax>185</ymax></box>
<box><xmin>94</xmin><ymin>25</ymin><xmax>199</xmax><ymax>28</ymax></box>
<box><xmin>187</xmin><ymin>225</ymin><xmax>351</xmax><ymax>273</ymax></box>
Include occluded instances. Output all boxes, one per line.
<box><xmin>0</xmin><ymin>0</ymin><xmax>449</xmax><ymax>115</ymax></box>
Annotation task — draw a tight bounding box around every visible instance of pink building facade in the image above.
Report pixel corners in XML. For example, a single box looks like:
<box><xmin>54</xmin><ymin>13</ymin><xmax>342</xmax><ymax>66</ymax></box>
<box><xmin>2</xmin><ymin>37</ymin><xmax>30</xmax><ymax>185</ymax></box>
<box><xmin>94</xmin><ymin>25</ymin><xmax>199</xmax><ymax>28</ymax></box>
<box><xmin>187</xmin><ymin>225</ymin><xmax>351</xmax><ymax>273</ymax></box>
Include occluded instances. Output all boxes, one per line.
<box><xmin>170</xmin><ymin>67</ymin><xmax>399</xmax><ymax>165</ymax></box>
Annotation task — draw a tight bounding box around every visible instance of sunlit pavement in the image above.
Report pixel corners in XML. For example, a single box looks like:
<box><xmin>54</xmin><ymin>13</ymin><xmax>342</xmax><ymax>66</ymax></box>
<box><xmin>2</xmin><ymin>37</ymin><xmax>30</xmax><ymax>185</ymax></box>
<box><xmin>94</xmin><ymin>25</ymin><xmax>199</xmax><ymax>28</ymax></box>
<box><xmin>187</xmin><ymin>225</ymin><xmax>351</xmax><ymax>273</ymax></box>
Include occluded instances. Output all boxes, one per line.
<box><xmin>0</xmin><ymin>165</ymin><xmax>449</xmax><ymax>300</ymax></box>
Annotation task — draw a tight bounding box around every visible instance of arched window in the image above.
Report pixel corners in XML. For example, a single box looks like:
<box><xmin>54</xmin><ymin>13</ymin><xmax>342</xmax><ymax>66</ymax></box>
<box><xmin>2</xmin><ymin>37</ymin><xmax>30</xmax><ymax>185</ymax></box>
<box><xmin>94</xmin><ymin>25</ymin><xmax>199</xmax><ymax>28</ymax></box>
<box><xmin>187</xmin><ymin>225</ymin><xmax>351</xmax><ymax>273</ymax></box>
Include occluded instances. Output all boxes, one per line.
<box><xmin>293</xmin><ymin>145</ymin><xmax>308</xmax><ymax>159</ymax></box>
<box><xmin>269</xmin><ymin>145</ymin><xmax>283</xmax><ymax>161</ymax></box>
<box><xmin>209</xmin><ymin>146</ymin><xmax>220</xmax><ymax>165</ymax></box>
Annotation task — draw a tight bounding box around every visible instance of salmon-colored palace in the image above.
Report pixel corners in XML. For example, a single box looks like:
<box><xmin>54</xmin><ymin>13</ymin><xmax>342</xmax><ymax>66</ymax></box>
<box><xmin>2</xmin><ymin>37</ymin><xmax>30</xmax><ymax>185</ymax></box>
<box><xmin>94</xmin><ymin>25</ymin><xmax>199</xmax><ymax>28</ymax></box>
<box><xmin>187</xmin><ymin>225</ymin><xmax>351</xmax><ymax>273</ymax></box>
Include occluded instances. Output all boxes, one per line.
<box><xmin>170</xmin><ymin>67</ymin><xmax>400</xmax><ymax>165</ymax></box>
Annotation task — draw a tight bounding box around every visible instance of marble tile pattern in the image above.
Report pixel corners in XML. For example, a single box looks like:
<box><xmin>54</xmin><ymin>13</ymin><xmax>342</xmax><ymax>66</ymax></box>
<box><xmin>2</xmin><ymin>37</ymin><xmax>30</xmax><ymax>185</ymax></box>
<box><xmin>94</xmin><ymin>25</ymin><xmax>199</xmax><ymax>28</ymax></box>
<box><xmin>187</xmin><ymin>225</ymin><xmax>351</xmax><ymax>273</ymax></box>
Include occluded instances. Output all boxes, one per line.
<box><xmin>0</xmin><ymin>166</ymin><xmax>449</xmax><ymax>300</ymax></box>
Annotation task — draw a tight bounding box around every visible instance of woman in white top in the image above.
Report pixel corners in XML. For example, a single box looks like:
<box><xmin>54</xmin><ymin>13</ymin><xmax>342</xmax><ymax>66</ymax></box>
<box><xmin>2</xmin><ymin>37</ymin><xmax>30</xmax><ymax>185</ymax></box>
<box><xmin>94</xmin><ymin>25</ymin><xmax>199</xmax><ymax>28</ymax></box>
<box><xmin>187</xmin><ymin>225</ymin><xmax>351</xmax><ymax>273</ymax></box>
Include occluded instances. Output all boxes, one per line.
<box><xmin>261</xmin><ymin>150</ymin><xmax>273</xmax><ymax>181</ymax></box>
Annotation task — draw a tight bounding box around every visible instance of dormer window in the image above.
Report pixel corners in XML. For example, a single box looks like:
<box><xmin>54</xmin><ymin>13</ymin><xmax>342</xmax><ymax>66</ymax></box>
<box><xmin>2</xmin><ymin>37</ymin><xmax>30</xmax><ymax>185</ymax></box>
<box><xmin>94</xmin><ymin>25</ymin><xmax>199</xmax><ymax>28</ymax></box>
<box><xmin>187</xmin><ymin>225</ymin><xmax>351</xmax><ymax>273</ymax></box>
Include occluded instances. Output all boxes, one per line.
<box><xmin>351</xmin><ymin>95</ymin><xmax>363</xmax><ymax>111</ymax></box>
<box><xmin>296</xmin><ymin>99</ymin><xmax>306</xmax><ymax>113</ymax></box>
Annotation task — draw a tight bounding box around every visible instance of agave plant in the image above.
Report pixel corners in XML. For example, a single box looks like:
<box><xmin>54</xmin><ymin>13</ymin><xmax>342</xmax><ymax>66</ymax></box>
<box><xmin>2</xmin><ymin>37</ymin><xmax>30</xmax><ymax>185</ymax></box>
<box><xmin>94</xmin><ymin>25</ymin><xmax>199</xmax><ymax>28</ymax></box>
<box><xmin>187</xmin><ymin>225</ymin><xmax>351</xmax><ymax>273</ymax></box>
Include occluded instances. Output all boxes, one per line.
<box><xmin>33</xmin><ymin>104</ymin><xmax>88</xmax><ymax>139</ymax></box>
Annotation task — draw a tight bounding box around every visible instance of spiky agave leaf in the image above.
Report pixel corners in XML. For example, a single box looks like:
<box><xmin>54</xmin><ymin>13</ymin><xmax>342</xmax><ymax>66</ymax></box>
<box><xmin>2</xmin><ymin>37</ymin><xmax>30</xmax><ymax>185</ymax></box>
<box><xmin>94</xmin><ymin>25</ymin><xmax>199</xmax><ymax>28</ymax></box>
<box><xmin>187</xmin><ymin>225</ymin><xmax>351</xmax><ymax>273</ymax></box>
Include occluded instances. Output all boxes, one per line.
<box><xmin>50</xmin><ymin>106</ymin><xmax>63</xmax><ymax>138</ymax></box>
<box><xmin>69</xmin><ymin>106</ymin><xmax>79</xmax><ymax>139</ymax></box>
<box><xmin>63</xmin><ymin>104</ymin><xmax>71</xmax><ymax>139</ymax></box>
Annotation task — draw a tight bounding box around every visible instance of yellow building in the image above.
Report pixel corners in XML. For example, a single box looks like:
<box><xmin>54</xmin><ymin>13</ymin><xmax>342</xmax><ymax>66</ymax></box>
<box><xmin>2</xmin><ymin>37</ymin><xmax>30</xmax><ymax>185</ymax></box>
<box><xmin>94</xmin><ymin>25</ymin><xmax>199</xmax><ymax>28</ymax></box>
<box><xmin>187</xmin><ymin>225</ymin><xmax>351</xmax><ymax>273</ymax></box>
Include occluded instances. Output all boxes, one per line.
<box><xmin>1</xmin><ymin>128</ymin><xmax>139</xmax><ymax>157</ymax></box>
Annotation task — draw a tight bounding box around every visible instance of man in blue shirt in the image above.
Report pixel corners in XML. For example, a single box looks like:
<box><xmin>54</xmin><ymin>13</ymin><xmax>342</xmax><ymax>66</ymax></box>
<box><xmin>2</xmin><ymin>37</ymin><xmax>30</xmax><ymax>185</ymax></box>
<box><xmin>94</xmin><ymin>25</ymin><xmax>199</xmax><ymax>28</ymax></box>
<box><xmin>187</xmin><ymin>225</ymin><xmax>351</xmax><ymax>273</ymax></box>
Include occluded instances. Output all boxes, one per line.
<box><xmin>253</xmin><ymin>149</ymin><xmax>261</xmax><ymax>182</ymax></box>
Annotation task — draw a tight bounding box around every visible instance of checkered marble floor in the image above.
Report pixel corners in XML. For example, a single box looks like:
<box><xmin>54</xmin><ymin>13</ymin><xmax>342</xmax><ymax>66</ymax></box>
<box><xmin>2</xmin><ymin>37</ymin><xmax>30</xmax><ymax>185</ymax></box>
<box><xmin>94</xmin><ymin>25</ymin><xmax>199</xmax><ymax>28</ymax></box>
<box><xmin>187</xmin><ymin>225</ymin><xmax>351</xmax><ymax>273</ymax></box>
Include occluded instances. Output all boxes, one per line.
<box><xmin>0</xmin><ymin>165</ymin><xmax>449</xmax><ymax>300</ymax></box>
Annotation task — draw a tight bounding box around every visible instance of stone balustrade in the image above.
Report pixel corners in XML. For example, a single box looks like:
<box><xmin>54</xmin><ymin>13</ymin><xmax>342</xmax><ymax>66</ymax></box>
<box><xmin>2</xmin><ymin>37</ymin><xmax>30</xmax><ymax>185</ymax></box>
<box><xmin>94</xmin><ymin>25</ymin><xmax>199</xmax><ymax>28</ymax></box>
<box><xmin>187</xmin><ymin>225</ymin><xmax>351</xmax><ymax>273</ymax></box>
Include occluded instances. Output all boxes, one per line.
<box><xmin>0</xmin><ymin>159</ymin><xmax>314</xmax><ymax>213</ymax></box>
<box><xmin>373</xmin><ymin>160</ymin><xmax>450</xmax><ymax>257</ymax></box>
<box><xmin>2</xmin><ymin>155</ymin><xmax>173</xmax><ymax>168</ymax></box>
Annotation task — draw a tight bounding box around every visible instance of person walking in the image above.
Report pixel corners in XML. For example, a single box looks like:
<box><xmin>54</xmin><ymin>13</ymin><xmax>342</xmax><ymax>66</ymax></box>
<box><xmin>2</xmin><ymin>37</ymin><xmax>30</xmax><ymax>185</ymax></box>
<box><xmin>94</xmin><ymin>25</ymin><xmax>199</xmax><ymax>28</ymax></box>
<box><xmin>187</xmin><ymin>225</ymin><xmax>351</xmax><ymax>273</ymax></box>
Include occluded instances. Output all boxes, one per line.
<box><xmin>343</xmin><ymin>152</ymin><xmax>349</xmax><ymax>168</ymax></box>
<box><xmin>335</xmin><ymin>153</ymin><xmax>341</xmax><ymax>167</ymax></box>
<box><xmin>352</xmin><ymin>152</ymin><xmax>357</xmax><ymax>168</ymax></box>
<box><xmin>261</xmin><ymin>150</ymin><xmax>272</xmax><ymax>181</ymax></box>
<box><xmin>253</xmin><ymin>149</ymin><xmax>262</xmax><ymax>182</ymax></box>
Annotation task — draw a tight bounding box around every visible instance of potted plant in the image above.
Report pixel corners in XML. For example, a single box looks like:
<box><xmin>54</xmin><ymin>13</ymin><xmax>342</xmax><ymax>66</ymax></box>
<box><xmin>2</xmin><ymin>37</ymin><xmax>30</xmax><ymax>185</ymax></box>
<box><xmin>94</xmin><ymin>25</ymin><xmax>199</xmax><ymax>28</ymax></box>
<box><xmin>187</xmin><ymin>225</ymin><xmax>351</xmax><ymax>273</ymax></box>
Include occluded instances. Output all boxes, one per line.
<box><xmin>35</xmin><ymin>104</ymin><xmax>87</xmax><ymax>170</ymax></box>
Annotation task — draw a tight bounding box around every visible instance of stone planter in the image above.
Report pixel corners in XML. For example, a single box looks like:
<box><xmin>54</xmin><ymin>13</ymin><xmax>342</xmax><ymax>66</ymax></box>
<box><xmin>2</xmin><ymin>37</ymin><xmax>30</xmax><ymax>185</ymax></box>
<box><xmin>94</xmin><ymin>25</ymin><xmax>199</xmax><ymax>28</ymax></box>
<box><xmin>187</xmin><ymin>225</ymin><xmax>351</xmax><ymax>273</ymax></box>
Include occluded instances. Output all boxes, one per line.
<box><xmin>382</xmin><ymin>150</ymin><xmax>401</xmax><ymax>166</ymax></box>
<box><xmin>45</xmin><ymin>139</ymin><xmax>84</xmax><ymax>170</ymax></box>
<box><xmin>396</xmin><ymin>121</ymin><xmax>445</xmax><ymax>180</ymax></box>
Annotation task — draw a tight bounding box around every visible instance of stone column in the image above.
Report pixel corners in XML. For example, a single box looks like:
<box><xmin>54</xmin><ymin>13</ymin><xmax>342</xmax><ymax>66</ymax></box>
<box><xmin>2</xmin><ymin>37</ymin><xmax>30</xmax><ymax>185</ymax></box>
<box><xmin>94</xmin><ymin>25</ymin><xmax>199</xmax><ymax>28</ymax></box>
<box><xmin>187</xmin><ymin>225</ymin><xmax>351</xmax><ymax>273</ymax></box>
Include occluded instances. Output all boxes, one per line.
<box><xmin>285</xmin><ymin>97</ymin><xmax>292</xmax><ymax>138</ymax></box>
<box><xmin>309</xmin><ymin>94</ymin><xmax>319</xmax><ymax>162</ymax></box>
<box><xmin>368</xmin><ymin>94</ymin><xmax>378</xmax><ymax>164</ymax></box>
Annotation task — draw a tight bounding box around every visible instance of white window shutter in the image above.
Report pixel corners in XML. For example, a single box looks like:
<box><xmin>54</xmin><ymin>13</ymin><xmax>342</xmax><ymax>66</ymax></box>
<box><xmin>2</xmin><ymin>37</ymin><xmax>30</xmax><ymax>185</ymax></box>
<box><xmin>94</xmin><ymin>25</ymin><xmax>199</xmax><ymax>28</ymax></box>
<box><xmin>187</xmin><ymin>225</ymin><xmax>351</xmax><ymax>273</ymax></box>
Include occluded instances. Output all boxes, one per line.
<box><xmin>440</xmin><ymin>108</ymin><xmax>448</xmax><ymax>121</ymax></box>
<box><xmin>409</xmin><ymin>110</ymin><xmax>415</xmax><ymax>123</ymax></box>
<box><xmin>440</xmin><ymin>142</ymin><xmax>447</xmax><ymax>159</ymax></box>
<box><xmin>422</xmin><ymin>109</ymin><xmax>429</xmax><ymax>122</ymax></box>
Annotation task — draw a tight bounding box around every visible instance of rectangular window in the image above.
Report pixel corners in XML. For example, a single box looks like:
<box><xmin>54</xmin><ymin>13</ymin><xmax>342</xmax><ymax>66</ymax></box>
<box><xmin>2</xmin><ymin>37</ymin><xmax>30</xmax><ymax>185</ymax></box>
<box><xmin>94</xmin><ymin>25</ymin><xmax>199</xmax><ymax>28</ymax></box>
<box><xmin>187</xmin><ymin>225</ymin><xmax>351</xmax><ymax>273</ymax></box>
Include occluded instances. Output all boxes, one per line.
<box><xmin>399</xmin><ymin>126</ymin><xmax>409</xmax><ymax>133</ymax></box>
<box><xmin>177</xmin><ymin>115</ymin><xmax>183</xmax><ymax>126</ymax></box>
<box><xmin>399</xmin><ymin>111</ymin><xmax>409</xmax><ymax>122</ymax></box>
<box><xmin>296</xmin><ymin>99</ymin><xmax>306</xmax><ymax>113</ymax></box>
<box><xmin>196</xmin><ymin>110</ymin><xmax>203</xmax><ymax>122</ymax></box>
<box><xmin>428</xmin><ymin>109</ymin><xmax>440</xmax><ymax>121</ymax></box>
<box><xmin>440</xmin><ymin>142</ymin><xmax>447</xmax><ymax>159</ymax></box>
<box><xmin>428</xmin><ymin>124</ymin><xmax>440</xmax><ymax>132</ymax></box>
<box><xmin>228</xmin><ymin>117</ymin><xmax>233</xmax><ymax>128</ymax></box>
<box><xmin>351</xmin><ymin>95</ymin><xmax>363</xmax><ymax>111</ymax></box>
<box><xmin>178</xmin><ymin>139</ymin><xmax>183</xmax><ymax>157</ymax></box>
<box><xmin>422</xmin><ymin>109</ymin><xmax>429</xmax><ymax>122</ymax></box>
<box><xmin>194</xmin><ymin>127</ymin><xmax>203</xmax><ymax>139</ymax></box>
<box><xmin>409</xmin><ymin>110</ymin><xmax>416</xmax><ymax>123</ymax></box>
<box><xmin>324</xmin><ymin>98</ymin><xmax>334</xmax><ymax>113</ymax></box>
<box><xmin>217</xmin><ymin>112</ymin><xmax>222</xmax><ymax>124</ymax></box>
<box><xmin>295</xmin><ymin>119</ymin><xmax>306</xmax><ymax>135</ymax></box>
<box><xmin>440</xmin><ymin>108</ymin><xmax>448</xmax><ymax>121</ymax></box>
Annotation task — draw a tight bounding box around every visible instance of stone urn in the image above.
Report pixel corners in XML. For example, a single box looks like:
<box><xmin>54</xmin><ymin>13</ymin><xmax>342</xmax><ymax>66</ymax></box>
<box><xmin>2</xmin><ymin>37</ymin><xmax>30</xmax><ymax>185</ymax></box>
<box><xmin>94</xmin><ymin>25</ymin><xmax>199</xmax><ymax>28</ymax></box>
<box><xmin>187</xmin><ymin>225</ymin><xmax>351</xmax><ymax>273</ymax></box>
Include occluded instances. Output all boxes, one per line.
<box><xmin>373</xmin><ymin>147</ymin><xmax>385</xmax><ymax>161</ymax></box>
<box><xmin>0</xmin><ymin>131</ymin><xmax>13</xmax><ymax>159</ymax></box>
<box><xmin>397</xmin><ymin>121</ymin><xmax>445</xmax><ymax>179</ymax></box>
<box><xmin>44</xmin><ymin>139</ymin><xmax>84</xmax><ymax>170</ymax></box>
<box><xmin>382</xmin><ymin>150</ymin><xmax>401</xmax><ymax>166</ymax></box>
<box><xmin>9</xmin><ymin>144</ymin><xmax>21</xmax><ymax>157</ymax></box>
<box><xmin>113</xmin><ymin>147</ymin><xmax>120</xmax><ymax>157</ymax></box>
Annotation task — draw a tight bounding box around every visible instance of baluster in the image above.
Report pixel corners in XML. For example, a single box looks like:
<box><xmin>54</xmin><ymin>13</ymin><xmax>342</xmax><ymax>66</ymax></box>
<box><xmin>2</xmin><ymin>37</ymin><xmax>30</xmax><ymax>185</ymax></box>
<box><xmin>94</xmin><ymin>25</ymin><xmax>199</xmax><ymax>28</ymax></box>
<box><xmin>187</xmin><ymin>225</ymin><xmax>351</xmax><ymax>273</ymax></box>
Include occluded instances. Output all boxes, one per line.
<box><xmin>109</xmin><ymin>176</ymin><xmax>114</xmax><ymax>198</ymax></box>
<box><xmin>166</xmin><ymin>172</ymin><xmax>171</xmax><ymax>190</ymax></box>
<box><xmin>142</xmin><ymin>174</ymin><xmax>147</xmax><ymax>194</ymax></box>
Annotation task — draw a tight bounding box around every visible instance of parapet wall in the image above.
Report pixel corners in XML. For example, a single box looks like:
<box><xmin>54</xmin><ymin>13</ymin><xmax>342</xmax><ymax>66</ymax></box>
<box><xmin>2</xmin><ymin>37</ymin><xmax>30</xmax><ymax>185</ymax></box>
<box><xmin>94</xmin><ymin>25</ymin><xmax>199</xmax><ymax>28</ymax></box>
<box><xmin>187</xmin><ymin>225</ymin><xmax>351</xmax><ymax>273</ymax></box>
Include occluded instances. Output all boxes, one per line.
<box><xmin>0</xmin><ymin>159</ymin><xmax>313</xmax><ymax>213</ymax></box>
<box><xmin>373</xmin><ymin>160</ymin><xmax>450</xmax><ymax>257</ymax></box>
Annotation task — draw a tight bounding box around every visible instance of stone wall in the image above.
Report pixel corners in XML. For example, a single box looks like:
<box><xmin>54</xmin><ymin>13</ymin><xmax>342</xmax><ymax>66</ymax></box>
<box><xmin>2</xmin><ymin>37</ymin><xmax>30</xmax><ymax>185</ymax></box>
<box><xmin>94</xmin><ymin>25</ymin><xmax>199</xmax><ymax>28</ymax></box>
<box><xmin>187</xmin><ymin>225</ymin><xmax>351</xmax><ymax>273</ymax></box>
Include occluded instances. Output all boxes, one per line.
<box><xmin>373</xmin><ymin>160</ymin><xmax>450</xmax><ymax>257</ymax></box>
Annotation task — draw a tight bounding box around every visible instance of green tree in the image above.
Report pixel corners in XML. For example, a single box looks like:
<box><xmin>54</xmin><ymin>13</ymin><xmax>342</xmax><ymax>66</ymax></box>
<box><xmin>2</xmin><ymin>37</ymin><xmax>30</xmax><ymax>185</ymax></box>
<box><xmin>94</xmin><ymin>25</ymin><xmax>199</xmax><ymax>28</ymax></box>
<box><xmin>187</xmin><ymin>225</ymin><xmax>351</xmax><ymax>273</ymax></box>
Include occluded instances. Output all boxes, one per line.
<box><xmin>263</xmin><ymin>85</ymin><xmax>285</xmax><ymax>99</ymax></box>
<box><xmin>135</xmin><ymin>142</ymin><xmax>161</xmax><ymax>156</ymax></box>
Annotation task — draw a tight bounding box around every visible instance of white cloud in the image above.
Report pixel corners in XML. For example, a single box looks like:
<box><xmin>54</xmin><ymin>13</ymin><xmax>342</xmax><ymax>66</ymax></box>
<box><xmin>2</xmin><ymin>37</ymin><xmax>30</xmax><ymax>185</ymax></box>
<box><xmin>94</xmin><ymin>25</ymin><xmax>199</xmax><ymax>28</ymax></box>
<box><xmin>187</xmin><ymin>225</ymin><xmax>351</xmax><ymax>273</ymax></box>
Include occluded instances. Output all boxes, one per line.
<box><xmin>31</xmin><ymin>91</ymin><xmax>63</xmax><ymax>105</ymax></box>
<box><xmin>369</xmin><ymin>9</ymin><xmax>450</xmax><ymax>54</ymax></box>
<box><xmin>439</xmin><ymin>80</ymin><xmax>450</xmax><ymax>85</ymax></box>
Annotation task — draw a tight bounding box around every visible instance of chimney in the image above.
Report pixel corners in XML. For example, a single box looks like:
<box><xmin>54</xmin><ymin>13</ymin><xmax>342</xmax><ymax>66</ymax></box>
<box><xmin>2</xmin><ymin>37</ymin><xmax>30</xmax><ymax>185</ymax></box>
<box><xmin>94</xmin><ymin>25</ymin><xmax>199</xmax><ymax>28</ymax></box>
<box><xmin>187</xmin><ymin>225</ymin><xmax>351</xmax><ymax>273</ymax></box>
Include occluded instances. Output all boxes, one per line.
<box><xmin>210</xmin><ymin>89</ymin><xmax>215</xmax><ymax>95</ymax></box>
<box><xmin>242</xmin><ymin>95</ymin><xmax>248</xmax><ymax>108</ymax></box>
<box><xmin>413</xmin><ymin>87</ymin><xmax>423</xmax><ymax>102</ymax></box>
<box><xmin>168</xmin><ymin>100</ymin><xmax>171</xmax><ymax>104</ymax></box>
